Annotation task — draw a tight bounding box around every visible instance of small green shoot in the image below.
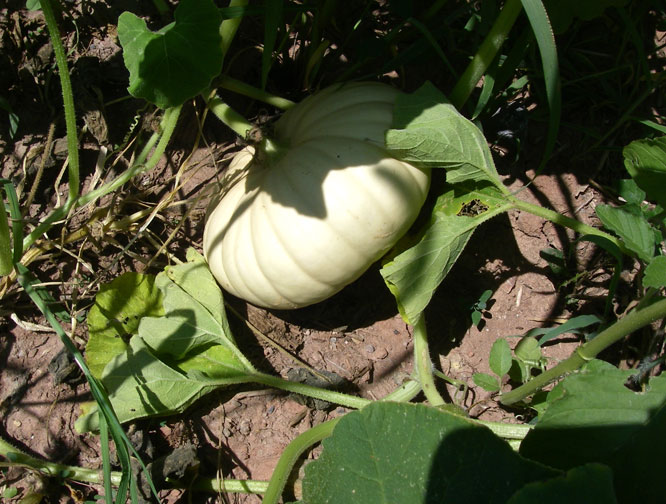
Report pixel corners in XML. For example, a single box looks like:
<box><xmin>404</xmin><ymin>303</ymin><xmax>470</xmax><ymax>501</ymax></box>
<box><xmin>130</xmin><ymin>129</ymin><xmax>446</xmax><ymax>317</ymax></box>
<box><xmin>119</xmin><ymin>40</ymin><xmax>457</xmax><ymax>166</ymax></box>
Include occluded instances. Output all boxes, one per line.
<box><xmin>473</xmin><ymin>338</ymin><xmax>512</xmax><ymax>392</ymax></box>
<box><xmin>470</xmin><ymin>288</ymin><xmax>493</xmax><ymax>327</ymax></box>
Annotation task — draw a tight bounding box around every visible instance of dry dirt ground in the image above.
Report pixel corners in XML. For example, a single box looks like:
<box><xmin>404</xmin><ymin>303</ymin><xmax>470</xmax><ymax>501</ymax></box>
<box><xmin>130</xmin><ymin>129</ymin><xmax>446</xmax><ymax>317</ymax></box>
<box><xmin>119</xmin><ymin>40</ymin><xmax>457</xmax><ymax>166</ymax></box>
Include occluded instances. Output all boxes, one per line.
<box><xmin>0</xmin><ymin>3</ymin><xmax>637</xmax><ymax>503</ymax></box>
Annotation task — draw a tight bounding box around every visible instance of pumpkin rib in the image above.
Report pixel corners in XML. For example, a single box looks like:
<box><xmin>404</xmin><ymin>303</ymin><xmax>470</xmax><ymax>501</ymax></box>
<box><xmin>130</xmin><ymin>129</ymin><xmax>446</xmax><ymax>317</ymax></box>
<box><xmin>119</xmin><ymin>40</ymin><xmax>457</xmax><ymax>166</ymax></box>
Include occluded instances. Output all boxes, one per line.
<box><xmin>283</xmin><ymin>140</ymin><xmax>382</xmax><ymax>263</ymax></box>
<box><xmin>259</xmin><ymin>188</ymin><xmax>338</xmax><ymax>290</ymax></box>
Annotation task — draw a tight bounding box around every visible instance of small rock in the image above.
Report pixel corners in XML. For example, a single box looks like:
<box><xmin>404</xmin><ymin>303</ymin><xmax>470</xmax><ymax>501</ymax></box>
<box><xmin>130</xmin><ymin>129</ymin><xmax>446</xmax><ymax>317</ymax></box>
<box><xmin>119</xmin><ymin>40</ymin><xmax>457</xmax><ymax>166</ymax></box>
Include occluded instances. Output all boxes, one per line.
<box><xmin>365</xmin><ymin>344</ymin><xmax>375</xmax><ymax>354</ymax></box>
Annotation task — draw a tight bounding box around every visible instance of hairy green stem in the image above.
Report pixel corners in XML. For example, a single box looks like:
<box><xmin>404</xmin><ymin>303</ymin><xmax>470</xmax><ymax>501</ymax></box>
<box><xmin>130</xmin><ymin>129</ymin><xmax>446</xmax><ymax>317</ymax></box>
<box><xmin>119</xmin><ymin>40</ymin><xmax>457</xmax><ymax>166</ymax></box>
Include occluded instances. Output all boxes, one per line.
<box><xmin>479</xmin><ymin>420</ymin><xmax>532</xmax><ymax>440</ymax></box>
<box><xmin>219</xmin><ymin>75</ymin><xmax>295</xmax><ymax>110</ymax></box>
<box><xmin>262</xmin><ymin>418</ymin><xmax>341</xmax><ymax>504</ymax></box>
<box><xmin>39</xmin><ymin>0</ymin><xmax>79</xmax><ymax>202</ymax></box>
<box><xmin>509</xmin><ymin>197</ymin><xmax>633</xmax><ymax>257</ymax></box>
<box><xmin>252</xmin><ymin>372</ymin><xmax>370</xmax><ymax>410</ymax></box>
<box><xmin>449</xmin><ymin>0</ymin><xmax>523</xmax><ymax>109</ymax></box>
<box><xmin>501</xmin><ymin>296</ymin><xmax>666</xmax><ymax>405</ymax></box>
<box><xmin>413</xmin><ymin>316</ymin><xmax>446</xmax><ymax>406</ymax></box>
<box><xmin>208</xmin><ymin>96</ymin><xmax>255</xmax><ymax>138</ymax></box>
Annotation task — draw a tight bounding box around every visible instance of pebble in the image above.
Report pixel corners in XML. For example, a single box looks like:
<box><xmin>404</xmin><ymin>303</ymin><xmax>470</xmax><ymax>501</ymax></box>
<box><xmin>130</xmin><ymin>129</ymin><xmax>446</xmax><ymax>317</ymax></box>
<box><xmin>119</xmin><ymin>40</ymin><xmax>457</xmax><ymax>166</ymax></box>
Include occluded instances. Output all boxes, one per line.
<box><xmin>364</xmin><ymin>344</ymin><xmax>375</xmax><ymax>354</ymax></box>
<box><xmin>238</xmin><ymin>420</ymin><xmax>251</xmax><ymax>436</ymax></box>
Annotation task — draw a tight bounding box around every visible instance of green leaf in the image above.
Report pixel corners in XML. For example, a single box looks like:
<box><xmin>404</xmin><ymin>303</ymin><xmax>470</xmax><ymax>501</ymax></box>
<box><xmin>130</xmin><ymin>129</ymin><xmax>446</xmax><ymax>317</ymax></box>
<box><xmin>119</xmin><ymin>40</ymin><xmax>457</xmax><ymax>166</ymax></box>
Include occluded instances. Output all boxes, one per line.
<box><xmin>623</xmin><ymin>136</ymin><xmax>666</xmax><ymax>209</ymax></box>
<box><xmin>78</xmin><ymin>250</ymin><xmax>255</xmax><ymax>431</ymax></box>
<box><xmin>140</xmin><ymin>249</ymin><xmax>236</xmax><ymax>358</ymax></box>
<box><xmin>76</xmin><ymin>336</ymin><xmax>228</xmax><ymax>432</ymax></box>
<box><xmin>644</xmin><ymin>255</ymin><xmax>666</xmax><ymax>288</ymax></box>
<box><xmin>514</xmin><ymin>336</ymin><xmax>542</xmax><ymax>362</ymax></box>
<box><xmin>85</xmin><ymin>273</ymin><xmax>164</xmax><ymax>379</ymax></box>
<box><xmin>595</xmin><ymin>204</ymin><xmax>656</xmax><ymax>262</ymax></box>
<box><xmin>471</xmin><ymin>310</ymin><xmax>482</xmax><ymax>327</ymax></box>
<box><xmin>489</xmin><ymin>338</ymin><xmax>512</xmax><ymax>377</ymax></box>
<box><xmin>303</xmin><ymin>402</ymin><xmax>558</xmax><ymax>504</ymax></box>
<box><xmin>0</xmin><ymin>200</ymin><xmax>12</xmax><ymax>276</ymax></box>
<box><xmin>473</xmin><ymin>372</ymin><xmax>501</xmax><ymax>392</ymax></box>
<box><xmin>543</xmin><ymin>0</ymin><xmax>628</xmax><ymax>33</ymax></box>
<box><xmin>386</xmin><ymin>82</ymin><xmax>503</xmax><ymax>186</ymax></box>
<box><xmin>520</xmin><ymin>364</ymin><xmax>666</xmax><ymax>503</ymax></box>
<box><xmin>535</xmin><ymin>314</ymin><xmax>602</xmax><ymax>346</ymax></box>
<box><xmin>381</xmin><ymin>182</ymin><xmax>513</xmax><ymax>324</ymax></box>
<box><xmin>616</xmin><ymin>178</ymin><xmax>646</xmax><ymax>206</ymax></box>
<box><xmin>507</xmin><ymin>464</ymin><xmax>617</xmax><ymax>504</ymax></box>
<box><xmin>117</xmin><ymin>0</ymin><xmax>223</xmax><ymax>108</ymax></box>
<box><xmin>0</xmin><ymin>96</ymin><xmax>18</xmax><ymax>139</ymax></box>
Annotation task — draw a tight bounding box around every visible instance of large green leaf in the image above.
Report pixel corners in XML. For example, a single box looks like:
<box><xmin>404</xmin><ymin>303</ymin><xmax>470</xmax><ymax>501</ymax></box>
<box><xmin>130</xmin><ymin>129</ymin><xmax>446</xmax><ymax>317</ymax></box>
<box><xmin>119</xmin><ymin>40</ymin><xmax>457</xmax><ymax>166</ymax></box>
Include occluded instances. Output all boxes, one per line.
<box><xmin>381</xmin><ymin>182</ymin><xmax>514</xmax><ymax>324</ymax></box>
<box><xmin>117</xmin><ymin>0</ymin><xmax>223</xmax><ymax>108</ymax></box>
<box><xmin>386</xmin><ymin>82</ymin><xmax>503</xmax><ymax>186</ymax></box>
<box><xmin>507</xmin><ymin>464</ymin><xmax>617</xmax><ymax>504</ymax></box>
<box><xmin>595</xmin><ymin>204</ymin><xmax>656</xmax><ymax>262</ymax></box>
<box><xmin>623</xmin><ymin>136</ymin><xmax>666</xmax><ymax>209</ymax></box>
<box><xmin>520</xmin><ymin>363</ymin><xmax>666</xmax><ymax>503</ymax></box>
<box><xmin>77</xmin><ymin>250</ymin><xmax>254</xmax><ymax>432</ymax></box>
<box><xmin>85</xmin><ymin>273</ymin><xmax>164</xmax><ymax>379</ymax></box>
<box><xmin>140</xmin><ymin>249</ymin><xmax>236</xmax><ymax>359</ymax></box>
<box><xmin>303</xmin><ymin>402</ymin><xmax>558</xmax><ymax>504</ymax></box>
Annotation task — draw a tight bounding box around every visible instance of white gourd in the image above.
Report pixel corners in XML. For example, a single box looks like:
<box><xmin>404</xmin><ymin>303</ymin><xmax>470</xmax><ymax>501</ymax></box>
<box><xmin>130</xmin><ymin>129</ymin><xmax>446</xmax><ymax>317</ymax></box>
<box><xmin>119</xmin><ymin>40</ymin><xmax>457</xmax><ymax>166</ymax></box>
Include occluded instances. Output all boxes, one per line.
<box><xmin>203</xmin><ymin>82</ymin><xmax>430</xmax><ymax>309</ymax></box>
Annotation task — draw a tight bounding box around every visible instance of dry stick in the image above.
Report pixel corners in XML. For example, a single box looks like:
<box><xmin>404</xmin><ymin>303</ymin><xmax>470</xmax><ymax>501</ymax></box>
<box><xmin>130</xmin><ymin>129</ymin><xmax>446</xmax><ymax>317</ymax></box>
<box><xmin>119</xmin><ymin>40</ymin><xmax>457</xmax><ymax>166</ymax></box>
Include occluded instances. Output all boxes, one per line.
<box><xmin>501</xmin><ymin>296</ymin><xmax>666</xmax><ymax>406</ymax></box>
<box><xmin>25</xmin><ymin>122</ymin><xmax>56</xmax><ymax>212</ymax></box>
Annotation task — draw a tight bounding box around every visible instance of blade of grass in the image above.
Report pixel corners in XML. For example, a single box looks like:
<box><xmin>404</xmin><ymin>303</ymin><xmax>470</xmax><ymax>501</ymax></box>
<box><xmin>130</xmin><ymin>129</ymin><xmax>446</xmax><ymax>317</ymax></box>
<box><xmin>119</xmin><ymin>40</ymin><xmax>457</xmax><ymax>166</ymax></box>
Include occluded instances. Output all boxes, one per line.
<box><xmin>15</xmin><ymin>264</ymin><xmax>159</xmax><ymax>502</ymax></box>
<box><xmin>38</xmin><ymin>0</ymin><xmax>79</xmax><ymax>202</ymax></box>
<box><xmin>261</xmin><ymin>0</ymin><xmax>283</xmax><ymax>89</ymax></box>
<box><xmin>1</xmin><ymin>180</ymin><xmax>23</xmax><ymax>265</ymax></box>
<box><xmin>520</xmin><ymin>0</ymin><xmax>561</xmax><ymax>170</ymax></box>
<box><xmin>98</xmin><ymin>415</ymin><xmax>113</xmax><ymax>504</ymax></box>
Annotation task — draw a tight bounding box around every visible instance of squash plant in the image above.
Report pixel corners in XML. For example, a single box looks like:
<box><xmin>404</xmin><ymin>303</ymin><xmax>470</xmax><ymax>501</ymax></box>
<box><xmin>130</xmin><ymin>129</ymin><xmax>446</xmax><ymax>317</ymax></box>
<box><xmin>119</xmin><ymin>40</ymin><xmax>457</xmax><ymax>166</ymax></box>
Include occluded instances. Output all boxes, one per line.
<box><xmin>3</xmin><ymin>1</ymin><xmax>666</xmax><ymax>503</ymax></box>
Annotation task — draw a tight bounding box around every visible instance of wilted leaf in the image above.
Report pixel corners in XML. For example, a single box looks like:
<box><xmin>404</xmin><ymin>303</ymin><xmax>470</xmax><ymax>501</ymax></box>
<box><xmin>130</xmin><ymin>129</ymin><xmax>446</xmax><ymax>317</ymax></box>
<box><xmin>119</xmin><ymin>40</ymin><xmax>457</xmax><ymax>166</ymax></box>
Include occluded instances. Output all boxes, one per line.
<box><xmin>85</xmin><ymin>273</ymin><xmax>164</xmax><ymax>379</ymax></box>
<box><xmin>78</xmin><ymin>250</ymin><xmax>255</xmax><ymax>431</ymax></box>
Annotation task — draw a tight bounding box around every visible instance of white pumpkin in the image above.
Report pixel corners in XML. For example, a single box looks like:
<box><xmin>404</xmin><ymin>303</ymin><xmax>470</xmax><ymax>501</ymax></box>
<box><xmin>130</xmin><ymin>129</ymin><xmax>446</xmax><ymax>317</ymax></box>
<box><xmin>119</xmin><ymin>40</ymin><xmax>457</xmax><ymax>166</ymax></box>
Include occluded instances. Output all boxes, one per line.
<box><xmin>203</xmin><ymin>82</ymin><xmax>430</xmax><ymax>309</ymax></box>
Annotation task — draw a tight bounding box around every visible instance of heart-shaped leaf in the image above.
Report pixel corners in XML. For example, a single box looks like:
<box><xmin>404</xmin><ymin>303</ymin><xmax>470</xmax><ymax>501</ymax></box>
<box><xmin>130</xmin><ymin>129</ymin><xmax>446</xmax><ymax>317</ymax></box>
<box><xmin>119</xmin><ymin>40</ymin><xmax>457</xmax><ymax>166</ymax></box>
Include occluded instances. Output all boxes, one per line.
<box><xmin>117</xmin><ymin>0</ymin><xmax>223</xmax><ymax>108</ymax></box>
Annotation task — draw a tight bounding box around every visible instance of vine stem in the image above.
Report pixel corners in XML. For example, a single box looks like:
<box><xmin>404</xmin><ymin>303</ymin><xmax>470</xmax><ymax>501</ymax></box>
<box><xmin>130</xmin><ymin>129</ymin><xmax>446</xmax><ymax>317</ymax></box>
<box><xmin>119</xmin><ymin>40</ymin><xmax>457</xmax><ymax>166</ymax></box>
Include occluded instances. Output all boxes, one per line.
<box><xmin>449</xmin><ymin>0</ymin><xmax>523</xmax><ymax>109</ymax></box>
<box><xmin>509</xmin><ymin>196</ymin><xmax>633</xmax><ymax>257</ymax></box>
<box><xmin>207</xmin><ymin>95</ymin><xmax>255</xmax><ymax>138</ymax></box>
<box><xmin>261</xmin><ymin>418</ymin><xmax>340</xmax><ymax>504</ymax></box>
<box><xmin>501</xmin><ymin>296</ymin><xmax>666</xmax><ymax>405</ymax></box>
<box><xmin>413</xmin><ymin>316</ymin><xmax>446</xmax><ymax>406</ymax></box>
<box><xmin>251</xmin><ymin>373</ymin><xmax>371</xmax><ymax>410</ymax></box>
<box><xmin>39</xmin><ymin>0</ymin><xmax>79</xmax><ymax>202</ymax></box>
<box><xmin>0</xmin><ymin>436</ymin><xmax>268</xmax><ymax>494</ymax></box>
